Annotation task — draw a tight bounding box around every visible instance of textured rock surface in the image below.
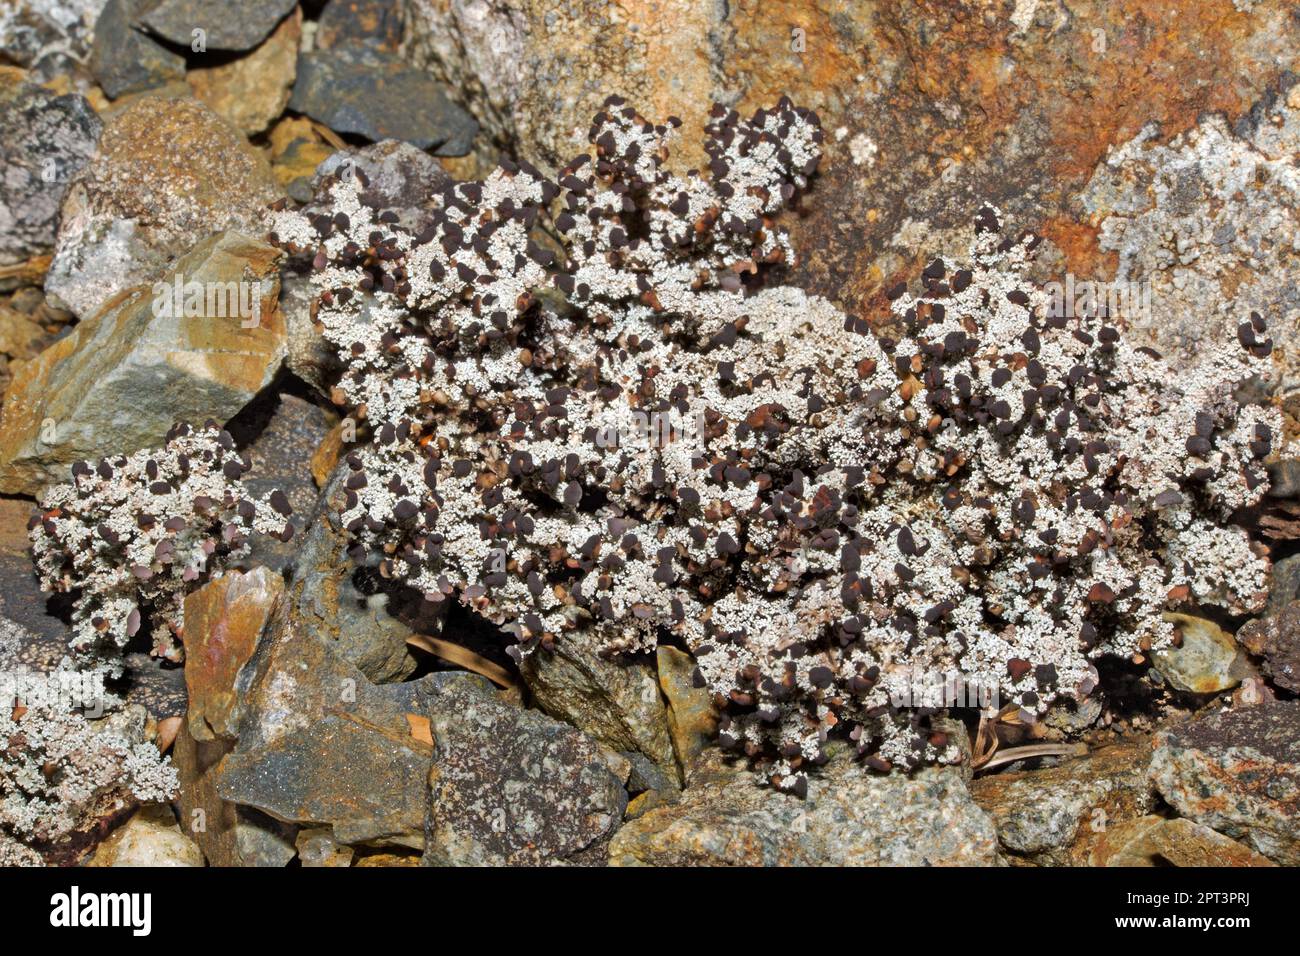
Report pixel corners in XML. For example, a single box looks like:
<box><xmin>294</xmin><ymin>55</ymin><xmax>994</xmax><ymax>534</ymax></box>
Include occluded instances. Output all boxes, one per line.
<box><xmin>655</xmin><ymin>646</ymin><xmax>717</xmax><ymax>779</ymax></box>
<box><xmin>0</xmin><ymin>0</ymin><xmax>105</xmax><ymax>73</ymax></box>
<box><xmin>0</xmin><ymin>73</ymin><xmax>101</xmax><ymax>268</ymax></box>
<box><xmin>45</xmin><ymin>95</ymin><xmax>282</xmax><ymax>320</ymax></box>
<box><xmin>317</xmin><ymin>0</ymin><xmax>403</xmax><ymax>51</ymax></box>
<box><xmin>1152</xmin><ymin>614</ymin><xmax>1252</xmax><ymax>694</ymax></box>
<box><xmin>1150</xmin><ymin>701</ymin><xmax>1300</xmax><ymax>865</ymax></box>
<box><xmin>1090</xmin><ymin>815</ymin><xmax>1275</xmax><ymax>867</ymax></box>
<box><xmin>969</xmin><ymin>738</ymin><xmax>1156</xmax><ymax>865</ymax></box>
<box><xmin>609</xmin><ymin>751</ymin><xmax>999</xmax><ymax>866</ymax></box>
<box><xmin>312</xmin><ymin>140</ymin><xmax>453</xmax><ymax>236</ymax></box>
<box><xmin>1237</xmin><ymin>601</ymin><xmax>1300</xmax><ymax>692</ymax></box>
<box><xmin>288</xmin><ymin>462</ymin><xmax>420</xmax><ymax>682</ymax></box>
<box><xmin>185</xmin><ymin>6</ymin><xmax>300</xmax><ymax>135</ymax></box>
<box><xmin>289</xmin><ymin>45</ymin><xmax>478</xmax><ymax>155</ymax></box>
<box><xmin>89</xmin><ymin>0</ymin><xmax>184</xmax><ymax>98</ymax></box>
<box><xmin>519</xmin><ymin>632</ymin><xmax>675</xmax><ymax>780</ymax></box>
<box><xmin>135</xmin><ymin>0</ymin><xmax>297</xmax><ymax>51</ymax></box>
<box><xmin>424</xmin><ymin>675</ymin><xmax>628</xmax><ymax>865</ymax></box>
<box><xmin>0</xmin><ymin>231</ymin><xmax>286</xmax><ymax>494</ymax></box>
<box><xmin>88</xmin><ymin>803</ymin><xmax>203</xmax><ymax>866</ymax></box>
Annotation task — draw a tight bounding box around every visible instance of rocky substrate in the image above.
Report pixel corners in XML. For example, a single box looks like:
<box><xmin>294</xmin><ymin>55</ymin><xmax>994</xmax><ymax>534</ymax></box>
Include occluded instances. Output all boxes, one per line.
<box><xmin>1</xmin><ymin>0</ymin><xmax>1299</xmax><ymax>867</ymax></box>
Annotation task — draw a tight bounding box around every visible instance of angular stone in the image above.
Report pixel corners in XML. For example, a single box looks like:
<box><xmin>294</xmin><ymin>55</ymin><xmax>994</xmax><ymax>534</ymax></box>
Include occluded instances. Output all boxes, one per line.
<box><xmin>520</xmin><ymin>629</ymin><xmax>676</xmax><ymax>782</ymax></box>
<box><xmin>969</xmin><ymin>738</ymin><xmax>1155</xmax><ymax>864</ymax></box>
<box><xmin>172</xmin><ymin>723</ymin><xmax>298</xmax><ymax>866</ymax></box>
<box><xmin>89</xmin><ymin>0</ymin><xmax>185</xmax><ymax>99</ymax></box>
<box><xmin>268</xmin><ymin>117</ymin><xmax>337</xmax><ymax>204</ymax></box>
<box><xmin>1152</xmin><ymin>613</ymin><xmax>1252</xmax><ymax>694</ymax></box>
<box><xmin>655</xmin><ymin>645</ymin><xmax>717</xmax><ymax>779</ymax></box>
<box><xmin>1151</xmin><ymin>701</ymin><xmax>1300</xmax><ymax>865</ymax></box>
<box><xmin>424</xmin><ymin>676</ymin><xmax>628</xmax><ymax>865</ymax></box>
<box><xmin>233</xmin><ymin>392</ymin><xmax>332</xmax><ymax>571</ymax></box>
<box><xmin>317</xmin><ymin>0</ymin><xmax>402</xmax><ymax>51</ymax></box>
<box><xmin>312</xmin><ymin>140</ymin><xmax>453</xmax><ymax>236</ymax></box>
<box><xmin>0</xmin><ymin>0</ymin><xmax>104</xmax><ymax>73</ymax></box>
<box><xmin>289</xmin><ymin>462</ymin><xmax>419</xmax><ymax>682</ymax></box>
<box><xmin>279</xmin><ymin>271</ymin><xmax>342</xmax><ymax>393</ymax></box>
<box><xmin>136</xmin><ymin>0</ymin><xmax>297</xmax><ymax>51</ymax></box>
<box><xmin>0</xmin><ymin>232</ymin><xmax>286</xmax><ymax>494</ymax></box>
<box><xmin>296</xmin><ymin>827</ymin><xmax>354</xmax><ymax>867</ymax></box>
<box><xmin>181</xmin><ymin>568</ymin><xmax>284</xmax><ymax>742</ymax></box>
<box><xmin>45</xmin><ymin>95</ymin><xmax>282</xmax><ymax>320</ymax></box>
<box><xmin>609</xmin><ymin>750</ymin><xmax>999</xmax><ymax>866</ymax></box>
<box><xmin>1237</xmin><ymin>601</ymin><xmax>1300</xmax><ymax>693</ymax></box>
<box><xmin>88</xmin><ymin>804</ymin><xmax>203</xmax><ymax>866</ymax></box>
<box><xmin>1091</xmin><ymin>815</ymin><xmax>1275</xmax><ymax>868</ymax></box>
<box><xmin>0</xmin><ymin>73</ymin><xmax>101</xmax><ymax>267</ymax></box>
<box><xmin>289</xmin><ymin>45</ymin><xmax>477</xmax><ymax>155</ymax></box>
<box><xmin>186</xmin><ymin>6</ymin><xmax>299</xmax><ymax>135</ymax></box>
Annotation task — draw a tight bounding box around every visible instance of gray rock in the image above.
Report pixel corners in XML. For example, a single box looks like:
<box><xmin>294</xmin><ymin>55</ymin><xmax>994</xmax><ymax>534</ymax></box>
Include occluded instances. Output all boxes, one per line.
<box><xmin>608</xmin><ymin>749</ymin><xmax>999</xmax><ymax>866</ymax></box>
<box><xmin>89</xmin><ymin>0</ymin><xmax>185</xmax><ymax>99</ymax></box>
<box><xmin>316</xmin><ymin>0</ymin><xmax>402</xmax><ymax>51</ymax></box>
<box><xmin>0</xmin><ymin>77</ymin><xmax>101</xmax><ymax>267</ymax></box>
<box><xmin>0</xmin><ymin>0</ymin><xmax>105</xmax><ymax>72</ymax></box>
<box><xmin>279</xmin><ymin>272</ymin><xmax>342</xmax><ymax>395</ymax></box>
<box><xmin>423</xmin><ymin>675</ymin><xmax>628</xmax><ymax>865</ymax></box>
<box><xmin>313</xmin><ymin>140</ymin><xmax>453</xmax><ymax>236</ymax></box>
<box><xmin>288</xmin><ymin>45</ymin><xmax>477</xmax><ymax>155</ymax></box>
<box><xmin>519</xmin><ymin>629</ymin><xmax>677</xmax><ymax>783</ymax></box>
<box><xmin>136</xmin><ymin>0</ymin><xmax>296</xmax><ymax>51</ymax></box>
<box><xmin>1238</xmin><ymin>601</ymin><xmax>1300</xmax><ymax>692</ymax></box>
<box><xmin>1266</xmin><ymin>553</ymin><xmax>1300</xmax><ymax>618</ymax></box>
<box><xmin>1151</xmin><ymin>701</ymin><xmax>1300</xmax><ymax>865</ymax></box>
<box><xmin>289</xmin><ymin>462</ymin><xmax>421</xmax><ymax>682</ymax></box>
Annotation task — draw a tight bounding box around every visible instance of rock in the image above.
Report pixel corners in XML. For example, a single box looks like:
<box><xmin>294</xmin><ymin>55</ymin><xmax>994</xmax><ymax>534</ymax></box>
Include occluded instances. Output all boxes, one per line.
<box><xmin>969</xmin><ymin>738</ymin><xmax>1156</xmax><ymax>865</ymax></box>
<box><xmin>621</xmin><ymin>750</ymin><xmax>680</xmax><ymax>819</ymax></box>
<box><xmin>0</xmin><ymin>231</ymin><xmax>286</xmax><ymax>495</ymax></box>
<box><xmin>423</xmin><ymin>675</ymin><xmax>628</xmax><ymax>865</ymax></box>
<box><xmin>289</xmin><ymin>461</ymin><xmax>420</xmax><ymax>682</ymax></box>
<box><xmin>317</xmin><ymin>0</ymin><xmax>402</xmax><ymax>51</ymax></box>
<box><xmin>172</xmin><ymin>723</ymin><xmax>298</xmax><ymax>866</ymax></box>
<box><xmin>1237</xmin><ymin>601</ymin><xmax>1300</xmax><ymax>692</ymax></box>
<box><xmin>1268</xmin><ymin>458</ymin><xmax>1300</xmax><ymax>499</ymax></box>
<box><xmin>1152</xmin><ymin>613</ymin><xmax>1252</xmax><ymax>694</ymax></box>
<box><xmin>1091</xmin><ymin>815</ymin><xmax>1275</xmax><ymax>867</ymax></box>
<box><xmin>233</xmin><ymin>392</ymin><xmax>332</xmax><ymax>571</ymax></box>
<box><xmin>405</xmin><ymin>0</ymin><xmax>717</xmax><ymax>173</ymax></box>
<box><xmin>186</xmin><ymin>6</ymin><xmax>299</xmax><ymax>135</ymax></box>
<box><xmin>289</xmin><ymin>45</ymin><xmax>477</xmax><ymax>155</ymax></box>
<box><xmin>45</xmin><ymin>95</ymin><xmax>282</xmax><ymax>320</ymax></box>
<box><xmin>0</xmin><ymin>72</ymin><xmax>101</xmax><ymax>268</ymax></box>
<box><xmin>0</xmin><ymin>0</ymin><xmax>105</xmax><ymax>75</ymax></box>
<box><xmin>296</xmin><ymin>827</ymin><xmax>354</xmax><ymax>867</ymax></box>
<box><xmin>88</xmin><ymin>804</ymin><xmax>203</xmax><ymax>866</ymax></box>
<box><xmin>519</xmin><ymin>630</ymin><xmax>676</xmax><ymax>782</ymax></box>
<box><xmin>1150</xmin><ymin>701</ymin><xmax>1300</xmax><ymax>865</ymax></box>
<box><xmin>1267</xmin><ymin>554</ymin><xmax>1300</xmax><ymax>618</ymax></box>
<box><xmin>608</xmin><ymin>750</ymin><xmax>999</xmax><ymax>866</ymax></box>
<box><xmin>89</xmin><ymin>0</ymin><xmax>185</xmax><ymax>99</ymax></box>
<box><xmin>268</xmin><ymin>117</ymin><xmax>337</xmax><ymax>204</ymax></box>
<box><xmin>181</xmin><ymin>568</ymin><xmax>284</xmax><ymax>742</ymax></box>
<box><xmin>655</xmin><ymin>645</ymin><xmax>717</xmax><ymax>779</ymax></box>
<box><xmin>213</xmin><ymin>596</ymin><xmax>465</xmax><ymax>848</ymax></box>
<box><xmin>135</xmin><ymin>0</ymin><xmax>297</xmax><ymax>51</ymax></box>
<box><xmin>353</xmin><ymin>851</ymin><xmax>419</xmax><ymax>866</ymax></box>
<box><xmin>312</xmin><ymin>140</ymin><xmax>453</xmax><ymax>236</ymax></box>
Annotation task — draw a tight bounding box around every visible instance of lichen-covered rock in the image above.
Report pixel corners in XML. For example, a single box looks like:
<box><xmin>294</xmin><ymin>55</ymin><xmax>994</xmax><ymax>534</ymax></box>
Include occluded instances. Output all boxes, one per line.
<box><xmin>1090</xmin><ymin>815</ymin><xmax>1275</xmax><ymax>867</ymax></box>
<box><xmin>969</xmin><ymin>738</ymin><xmax>1155</xmax><ymax>864</ymax></box>
<box><xmin>135</xmin><ymin>0</ymin><xmax>297</xmax><ymax>51</ymax></box>
<box><xmin>88</xmin><ymin>803</ymin><xmax>203</xmax><ymax>866</ymax></box>
<box><xmin>0</xmin><ymin>232</ymin><xmax>286</xmax><ymax>495</ymax></box>
<box><xmin>519</xmin><ymin>629</ymin><xmax>676</xmax><ymax>781</ymax></box>
<box><xmin>1150</xmin><ymin>701</ymin><xmax>1300</xmax><ymax>865</ymax></box>
<box><xmin>89</xmin><ymin>0</ymin><xmax>184</xmax><ymax>99</ymax></box>
<box><xmin>608</xmin><ymin>750</ymin><xmax>999</xmax><ymax>866</ymax></box>
<box><xmin>0</xmin><ymin>72</ymin><xmax>101</xmax><ymax>268</ymax></box>
<box><xmin>288</xmin><ymin>462</ymin><xmax>421</xmax><ymax>682</ymax></box>
<box><xmin>311</xmin><ymin>140</ymin><xmax>453</xmax><ymax>236</ymax></box>
<box><xmin>288</xmin><ymin>45</ymin><xmax>478</xmax><ymax>155</ymax></box>
<box><xmin>1236</xmin><ymin>600</ymin><xmax>1300</xmax><ymax>692</ymax></box>
<box><xmin>0</xmin><ymin>0</ymin><xmax>105</xmax><ymax>74</ymax></box>
<box><xmin>45</xmin><ymin>96</ymin><xmax>282</xmax><ymax>320</ymax></box>
<box><xmin>185</xmin><ymin>5</ymin><xmax>299</xmax><ymax>136</ymax></box>
<box><xmin>423</xmin><ymin>675</ymin><xmax>628</xmax><ymax>865</ymax></box>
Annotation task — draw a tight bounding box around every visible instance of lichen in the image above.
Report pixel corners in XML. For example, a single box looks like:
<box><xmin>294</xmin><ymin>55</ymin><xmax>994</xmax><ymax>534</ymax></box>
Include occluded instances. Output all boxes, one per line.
<box><xmin>270</xmin><ymin>95</ymin><xmax>1278</xmax><ymax>792</ymax></box>
<box><xmin>29</xmin><ymin>422</ymin><xmax>294</xmax><ymax>663</ymax></box>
